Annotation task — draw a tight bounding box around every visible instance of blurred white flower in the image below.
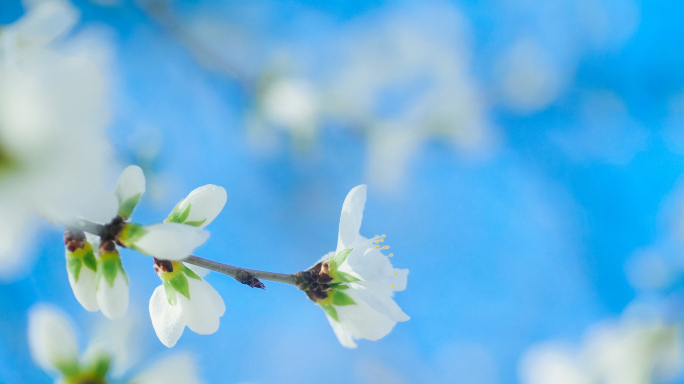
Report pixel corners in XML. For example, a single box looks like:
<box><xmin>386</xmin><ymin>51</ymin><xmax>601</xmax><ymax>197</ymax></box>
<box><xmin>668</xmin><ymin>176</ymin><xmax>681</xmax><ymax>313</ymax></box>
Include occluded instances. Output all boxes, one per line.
<box><xmin>149</xmin><ymin>260</ymin><xmax>226</xmax><ymax>348</ymax></box>
<box><xmin>28</xmin><ymin>304</ymin><xmax>79</xmax><ymax>375</ymax></box>
<box><xmin>327</xmin><ymin>5</ymin><xmax>494</xmax><ymax>189</ymax></box>
<box><xmin>300</xmin><ymin>185</ymin><xmax>409</xmax><ymax>348</ymax></box>
<box><xmin>0</xmin><ymin>0</ymin><xmax>116</xmax><ymax>279</ymax></box>
<box><xmin>28</xmin><ymin>303</ymin><xmax>204</xmax><ymax>383</ymax></box>
<box><xmin>132</xmin><ymin>353</ymin><xmax>202</xmax><ymax>384</ymax></box>
<box><xmin>496</xmin><ymin>38</ymin><xmax>564</xmax><ymax>113</ymax></box>
<box><xmin>520</xmin><ymin>318</ymin><xmax>683</xmax><ymax>384</ymax></box>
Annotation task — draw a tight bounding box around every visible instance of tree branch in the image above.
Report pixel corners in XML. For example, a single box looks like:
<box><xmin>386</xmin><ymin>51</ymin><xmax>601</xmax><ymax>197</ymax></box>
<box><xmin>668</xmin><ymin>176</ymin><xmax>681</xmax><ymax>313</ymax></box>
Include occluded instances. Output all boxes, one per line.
<box><xmin>184</xmin><ymin>255</ymin><xmax>298</xmax><ymax>287</ymax></box>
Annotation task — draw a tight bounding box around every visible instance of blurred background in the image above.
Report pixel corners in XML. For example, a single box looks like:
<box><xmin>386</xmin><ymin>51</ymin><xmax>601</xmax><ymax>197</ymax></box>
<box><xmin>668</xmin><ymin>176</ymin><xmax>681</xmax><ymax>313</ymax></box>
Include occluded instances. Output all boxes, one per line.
<box><xmin>2</xmin><ymin>0</ymin><xmax>684</xmax><ymax>383</ymax></box>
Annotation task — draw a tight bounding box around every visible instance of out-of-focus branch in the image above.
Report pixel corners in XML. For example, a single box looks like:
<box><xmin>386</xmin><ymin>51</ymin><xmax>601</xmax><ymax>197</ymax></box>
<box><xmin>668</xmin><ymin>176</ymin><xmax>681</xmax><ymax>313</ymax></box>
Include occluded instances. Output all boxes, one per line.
<box><xmin>136</xmin><ymin>0</ymin><xmax>254</xmax><ymax>92</ymax></box>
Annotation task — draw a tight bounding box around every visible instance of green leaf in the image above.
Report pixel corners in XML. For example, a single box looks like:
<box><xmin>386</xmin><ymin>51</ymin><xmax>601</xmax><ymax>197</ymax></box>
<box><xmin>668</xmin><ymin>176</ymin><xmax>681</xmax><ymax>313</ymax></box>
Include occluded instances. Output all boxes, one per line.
<box><xmin>118</xmin><ymin>193</ymin><xmax>142</xmax><ymax>219</ymax></box>
<box><xmin>182</xmin><ymin>264</ymin><xmax>202</xmax><ymax>280</ymax></box>
<box><xmin>321</xmin><ymin>305</ymin><xmax>339</xmax><ymax>322</ymax></box>
<box><xmin>184</xmin><ymin>219</ymin><xmax>206</xmax><ymax>227</ymax></box>
<box><xmin>335</xmin><ymin>271</ymin><xmax>360</xmax><ymax>283</ymax></box>
<box><xmin>82</xmin><ymin>249</ymin><xmax>97</xmax><ymax>272</ymax></box>
<box><xmin>67</xmin><ymin>257</ymin><xmax>82</xmax><ymax>282</ymax></box>
<box><xmin>330</xmin><ymin>283</ymin><xmax>350</xmax><ymax>290</ymax></box>
<box><xmin>166</xmin><ymin>201</ymin><xmax>191</xmax><ymax>224</ymax></box>
<box><xmin>119</xmin><ymin>223</ymin><xmax>147</xmax><ymax>245</ymax></box>
<box><xmin>330</xmin><ymin>248</ymin><xmax>352</xmax><ymax>270</ymax></box>
<box><xmin>169</xmin><ymin>273</ymin><xmax>191</xmax><ymax>300</ymax></box>
<box><xmin>332</xmin><ymin>290</ymin><xmax>356</xmax><ymax>306</ymax></box>
<box><xmin>163</xmin><ymin>281</ymin><xmax>177</xmax><ymax>305</ymax></box>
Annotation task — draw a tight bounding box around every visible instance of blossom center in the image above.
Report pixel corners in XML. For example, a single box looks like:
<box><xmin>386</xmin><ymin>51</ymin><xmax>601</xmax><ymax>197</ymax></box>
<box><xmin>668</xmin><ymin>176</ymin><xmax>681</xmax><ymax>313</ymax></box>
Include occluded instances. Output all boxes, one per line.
<box><xmin>295</xmin><ymin>261</ymin><xmax>335</xmax><ymax>302</ymax></box>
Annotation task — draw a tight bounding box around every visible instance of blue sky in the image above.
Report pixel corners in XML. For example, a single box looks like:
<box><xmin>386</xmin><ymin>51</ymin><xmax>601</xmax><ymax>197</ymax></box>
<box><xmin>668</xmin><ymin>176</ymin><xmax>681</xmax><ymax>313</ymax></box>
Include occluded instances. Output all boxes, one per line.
<box><xmin>2</xmin><ymin>0</ymin><xmax>684</xmax><ymax>383</ymax></box>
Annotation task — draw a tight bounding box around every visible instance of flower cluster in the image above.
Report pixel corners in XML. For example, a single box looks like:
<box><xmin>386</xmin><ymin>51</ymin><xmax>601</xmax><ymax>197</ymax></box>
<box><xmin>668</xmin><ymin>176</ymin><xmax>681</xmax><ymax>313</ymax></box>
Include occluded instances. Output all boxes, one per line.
<box><xmin>520</xmin><ymin>317</ymin><xmax>683</xmax><ymax>384</ymax></box>
<box><xmin>296</xmin><ymin>185</ymin><xmax>409</xmax><ymax>348</ymax></box>
<box><xmin>0</xmin><ymin>0</ymin><xmax>115</xmax><ymax>280</ymax></box>
<box><xmin>28</xmin><ymin>304</ymin><xmax>202</xmax><ymax>384</ymax></box>
<box><xmin>64</xmin><ymin>165</ymin><xmax>227</xmax><ymax>347</ymax></box>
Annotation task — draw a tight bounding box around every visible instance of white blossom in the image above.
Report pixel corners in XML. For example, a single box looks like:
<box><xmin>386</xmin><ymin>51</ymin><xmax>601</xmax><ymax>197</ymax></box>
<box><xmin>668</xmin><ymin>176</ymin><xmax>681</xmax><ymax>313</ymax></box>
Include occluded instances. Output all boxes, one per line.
<box><xmin>306</xmin><ymin>185</ymin><xmax>409</xmax><ymax>348</ymax></box>
<box><xmin>27</xmin><ymin>304</ymin><xmax>79</xmax><ymax>374</ymax></box>
<box><xmin>149</xmin><ymin>261</ymin><xmax>226</xmax><ymax>348</ymax></box>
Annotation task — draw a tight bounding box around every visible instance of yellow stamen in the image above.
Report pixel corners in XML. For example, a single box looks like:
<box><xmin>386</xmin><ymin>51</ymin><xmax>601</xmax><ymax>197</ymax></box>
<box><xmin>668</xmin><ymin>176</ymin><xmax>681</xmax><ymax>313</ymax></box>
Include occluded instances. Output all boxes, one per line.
<box><xmin>389</xmin><ymin>253</ymin><xmax>394</xmax><ymax>257</ymax></box>
<box><xmin>375</xmin><ymin>245</ymin><xmax>380</xmax><ymax>248</ymax></box>
<box><xmin>394</xmin><ymin>272</ymin><xmax>398</xmax><ymax>276</ymax></box>
<box><xmin>391</xmin><ymin>284</ymin><xmax>395</xmax><ymax>288</ymax></box>
<box><xmin>382</xmin><ymin>234</ymin><xmax>386</xmax><ymax>238</ymax></box>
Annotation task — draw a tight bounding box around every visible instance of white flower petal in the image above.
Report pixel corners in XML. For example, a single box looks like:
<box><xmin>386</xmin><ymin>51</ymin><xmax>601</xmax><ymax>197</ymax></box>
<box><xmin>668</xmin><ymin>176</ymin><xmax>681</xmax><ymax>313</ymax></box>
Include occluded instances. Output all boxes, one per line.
<box><xmin>68</xmin><ymin>267</ymin><xmax>98</xmax><ymax>312</ymax></box>
<box><xmin>135</xmin><ymin>223</ymin><xmax>209</xmax><ymax>261</ymax></box>
<box><xmin>97</xmin><ymin>272</ymin><xmax>129</xmax><ymax>319</ymax></box>
<box><xmin>326</xmin><ymin>314</ymin><xmax>357</xmax><ymax>349</ymax></box>
<box><xmin>337</xmin><ymin>185</ymin><xmax>367</xmax><ymax>252</ymax></box>
<box><xmin>178</xmin><ymin>185</ymin><xmax>227</xmax><ymax>227</ymax></box>
<box><xmin>28</xmin><ymin>304</ymin><xmax>79</xmax><ymax>372</ymax></box>
<box><xmin>132</xmin><ymin>353</ymin><xmax>201</xmax><ymax>384</ymax></box>
<box><xmin>390</xmin><ymin>268</ymin><xmax>409</xmax><ymax>292</ymax></box>
<box><xmin>343</xmin><ymin>245</ymin><xmax>394</xmax><ymax>281</ymax></box>
<box><xmin>149</xmin><ymin>285</ymin><xmax>188</xmax><ymax>348</ymax></box>
<box><xmin>336</xmin><ymin>297</ymin><xmax>397</xmax><ymax>342</ymax></box>
<box><xmin>185</xmin><ymin>278</ymin><xmax>225</xmax><ymax>335</ymax></box>
<box><xmin>348</xmin><ymin>284</ymin><xmax>409</xmax><ymax>322</ymax></box>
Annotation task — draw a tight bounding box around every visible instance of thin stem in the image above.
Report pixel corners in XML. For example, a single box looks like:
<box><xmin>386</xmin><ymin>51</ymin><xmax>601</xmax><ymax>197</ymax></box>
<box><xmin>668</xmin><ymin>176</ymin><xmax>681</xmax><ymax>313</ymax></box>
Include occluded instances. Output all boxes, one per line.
<box><xmin>184</xmin><ymin>255</ymin><xmax>298</xmax><ymax>287</ymax></box>
<box><xmin>60</xmin><ymin>218</ymin><xmax>300</xmax><ymax>288</ymax></box>
<box><xmin>61</xmin><ymin>219</ymin><xmax>106</xmax><ymax>237</ymax></box>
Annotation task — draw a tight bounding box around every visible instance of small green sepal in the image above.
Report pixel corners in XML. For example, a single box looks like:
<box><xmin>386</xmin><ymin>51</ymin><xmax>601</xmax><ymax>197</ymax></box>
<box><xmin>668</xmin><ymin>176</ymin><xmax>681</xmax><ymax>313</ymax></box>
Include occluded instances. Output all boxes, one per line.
<box><xmin>118</xmin><ymin>223</ymin><xmax>147</xmax><ymax>247</ymax></box>
<box><xmin>321</xmin><ymin>305</ymin><xmax>339</xmax><ymax>322</ymax></box>
<box><xmin>88</xmin><ymin>350</ymin><xmax>111</xmax><ymax>378</ymax></box>
<box><xmin>67</xmin><ymin>257</ymin><xmax>83</xmax><ymax>282</ymax></box>
<box><xmin>81</xmin><ymin>247</ymin><xmax>97</xmax><ymax>272</ymax></box>
<box><xmin>334</xmin><ymin>271</ymin><xmax>360</xmax><ymax>283</ymax></box>
<box><xmin>96</xmin><ymin>252</ymin><xmax>127</xmax><ymax>288</ymax></box>
<box><xmin>184</xmin><ymin>219</ymin><xmax>206</xmax><ymax>227</ymax></box>
<box><xmin>182</xmin><ymin>264</ymin><xmax>202</xmax><ymax>280</ymax></box>
<box><xmin>54</xmin><ymin>359</ymin><xmax>80</xmax><ymax>378</ymax></box>
<box><xmin>163</xmin><ymin>281</ymin><xmax>177</xmax><ymax>305</ymax></box>
<box><xmin>169</xmin><ymin>273</ymin><xmax>191</xmax><ymax>300</ymax></box>
<box><xmin>332</xmin><ymin>290</ymin><xmax>356</xmax><ymax>306</ymax></box>
<box><xmin>330</xmin><ymin>248</ymin><xmax>352</xmax><ymax>270</ymax></box>
<box><xmin>118</xmin><ymin>192</ymin><xmax>142</xmax><ymax>219</ymax></box>
<box><xmin>165</xmin><ymin>201</ymin><xmax>191</xmax><ymax>224</ymax></box>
